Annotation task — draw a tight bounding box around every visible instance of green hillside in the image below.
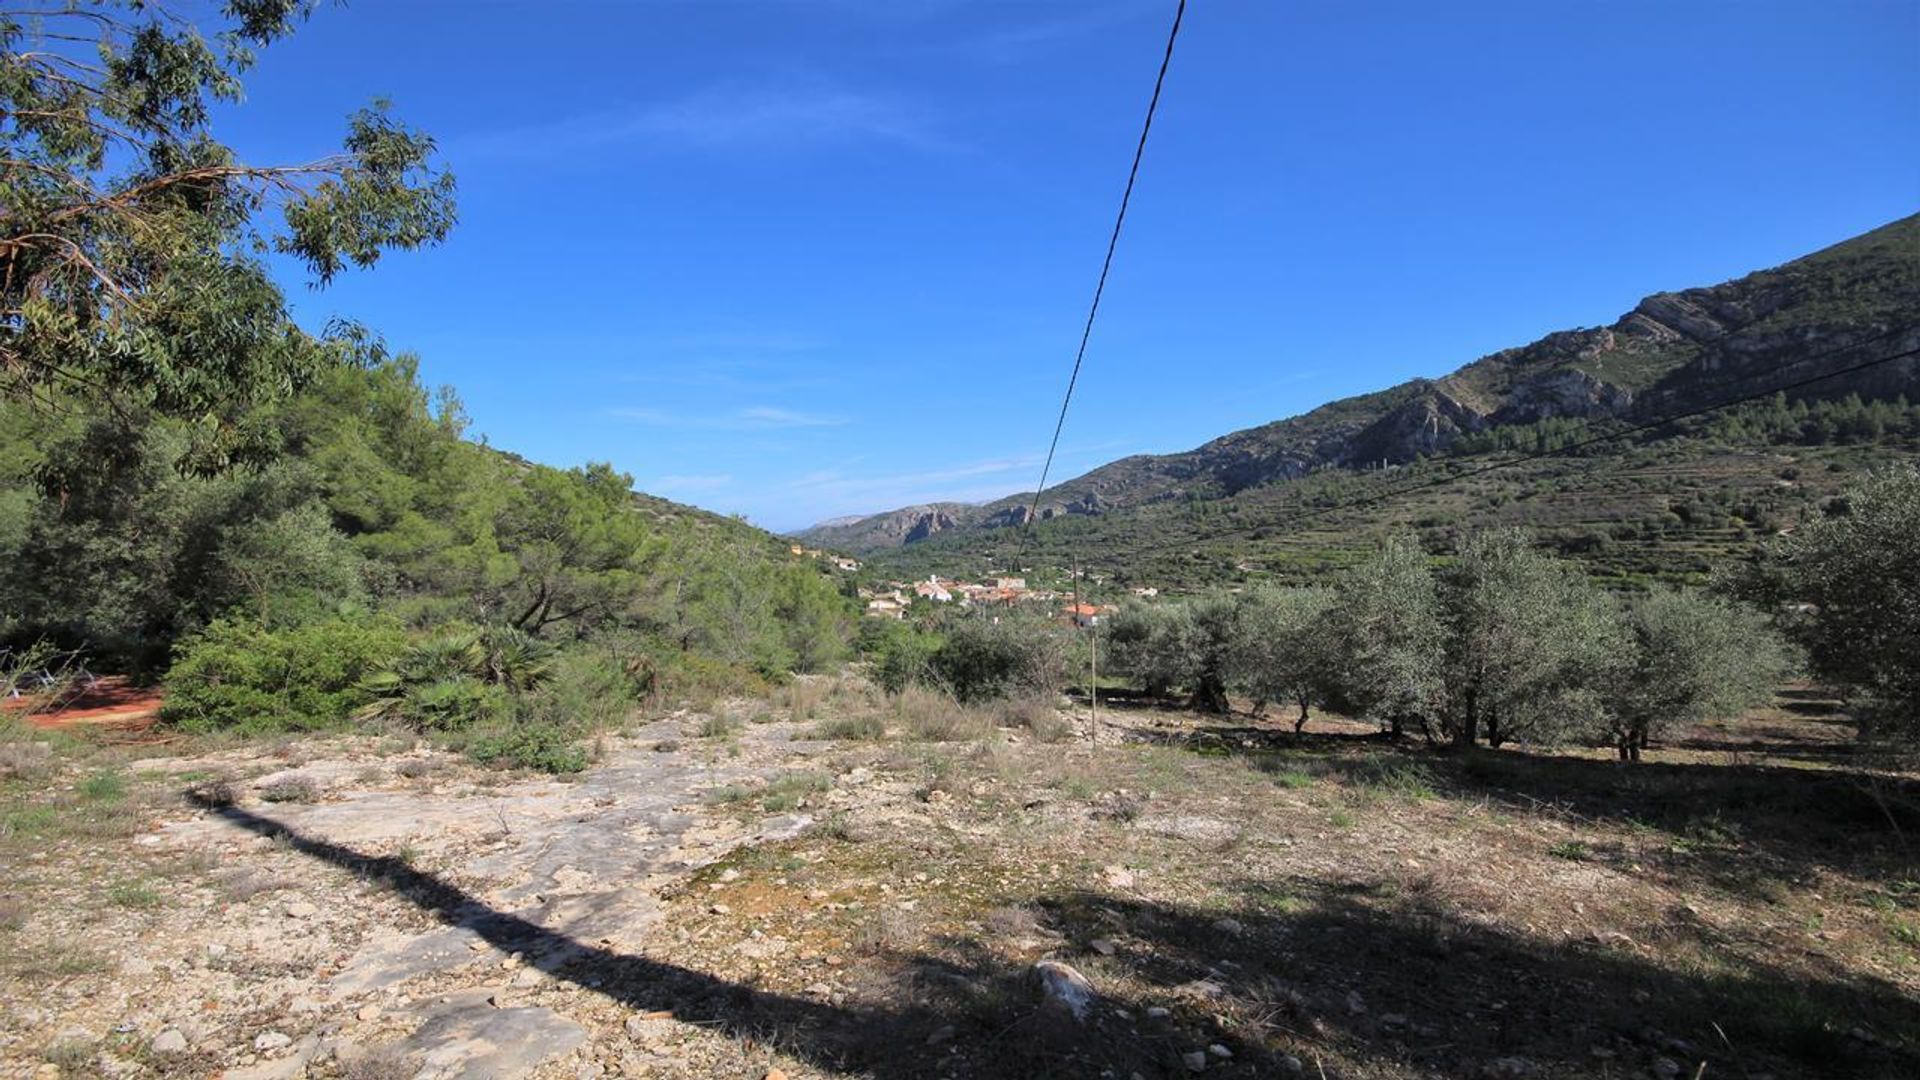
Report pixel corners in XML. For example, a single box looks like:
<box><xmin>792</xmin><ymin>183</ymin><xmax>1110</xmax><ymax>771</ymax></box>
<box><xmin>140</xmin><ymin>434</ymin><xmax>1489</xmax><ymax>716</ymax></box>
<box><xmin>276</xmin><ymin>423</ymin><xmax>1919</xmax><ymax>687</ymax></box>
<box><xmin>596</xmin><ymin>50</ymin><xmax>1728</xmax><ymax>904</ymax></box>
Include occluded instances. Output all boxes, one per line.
<box><xmin>826</xmin><ymin>215</ymin><xmax>1920</xmax><ymax>590</ymax></box>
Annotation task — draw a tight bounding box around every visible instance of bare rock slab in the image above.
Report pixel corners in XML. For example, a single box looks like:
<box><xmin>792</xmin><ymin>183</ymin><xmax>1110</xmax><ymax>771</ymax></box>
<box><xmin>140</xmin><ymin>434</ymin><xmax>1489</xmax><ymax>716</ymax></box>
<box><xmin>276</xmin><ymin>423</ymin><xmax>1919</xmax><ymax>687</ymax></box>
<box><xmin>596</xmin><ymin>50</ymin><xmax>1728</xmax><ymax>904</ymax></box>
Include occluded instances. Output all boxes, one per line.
<box><xmin>399</xmin><ymin>990</ymin><xmax>587</xmax><ymax>1079</ymax></box>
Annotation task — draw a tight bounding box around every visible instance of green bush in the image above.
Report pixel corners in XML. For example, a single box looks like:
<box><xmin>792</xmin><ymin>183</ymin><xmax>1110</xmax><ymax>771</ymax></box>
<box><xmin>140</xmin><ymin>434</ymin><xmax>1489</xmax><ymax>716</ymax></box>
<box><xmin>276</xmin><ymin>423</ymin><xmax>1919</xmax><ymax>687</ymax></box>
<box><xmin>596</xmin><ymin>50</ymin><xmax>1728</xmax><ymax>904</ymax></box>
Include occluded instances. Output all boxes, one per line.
<box><xmin>513</xmin><ymin>645</ymin><xmax>644</xmax><ymax>732</ymax></box>
<box><xmin>458</xmin><ymin>719</ymin><xmax>589</xmax><ymax>774</ymax></box>
<box><xmin>859</xmin><ymin>620</ymin><xmax>942</xmax><ymax>694</ymax></box>
<box><xmin>652</xmin><ymin>649</ymin><xmax>771</xmax><ymax>706</ymax></box>
<box><xmin>354</xmin><ymin>624</ymin><xmax>548</xmax><ymax>732</ymax></box>
<box><xmin>927</xmin><ymin>616</ymin><xmax>1068</xmax><ymax>703</ymax></box>
<box><xmin>162</xmin><ymin>616</ymin><xmax>407</xmax><ymax>733</ymax></box>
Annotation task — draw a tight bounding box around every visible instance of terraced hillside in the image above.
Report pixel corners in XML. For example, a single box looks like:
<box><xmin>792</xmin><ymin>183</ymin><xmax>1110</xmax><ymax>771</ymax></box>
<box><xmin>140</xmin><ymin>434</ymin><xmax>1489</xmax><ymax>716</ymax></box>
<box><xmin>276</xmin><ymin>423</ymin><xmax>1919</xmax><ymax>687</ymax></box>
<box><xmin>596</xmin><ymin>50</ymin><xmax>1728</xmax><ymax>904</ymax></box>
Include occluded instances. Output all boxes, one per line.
<box><xmin>810</xmin><ymin>214</ymin><xmax>1920</xmax><ymax>586</ymax></box>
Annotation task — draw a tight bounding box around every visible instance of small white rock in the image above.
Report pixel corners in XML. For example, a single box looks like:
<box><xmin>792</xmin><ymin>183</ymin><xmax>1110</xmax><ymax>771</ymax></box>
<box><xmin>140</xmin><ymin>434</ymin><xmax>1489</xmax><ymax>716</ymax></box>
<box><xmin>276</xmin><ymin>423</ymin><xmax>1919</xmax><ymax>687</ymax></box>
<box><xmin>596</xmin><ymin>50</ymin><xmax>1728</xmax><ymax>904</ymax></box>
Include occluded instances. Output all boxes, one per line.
<box><xmin>150</xmin><ymin>1029</ymin><xmax>188</xmax><ymax>1055</ymax></box>
<box><xmin>253</xmin><ymin>1031</ymin><xmax>292</xmax><ymax>1052</ymax></box>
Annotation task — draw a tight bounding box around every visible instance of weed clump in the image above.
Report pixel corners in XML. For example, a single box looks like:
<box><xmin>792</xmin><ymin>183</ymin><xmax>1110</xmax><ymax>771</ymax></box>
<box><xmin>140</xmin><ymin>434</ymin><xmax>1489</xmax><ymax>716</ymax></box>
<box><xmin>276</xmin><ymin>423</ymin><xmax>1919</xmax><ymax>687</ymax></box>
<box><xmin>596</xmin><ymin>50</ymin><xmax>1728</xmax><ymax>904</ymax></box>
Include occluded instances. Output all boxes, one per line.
<box><xmin>0</xmin><ymin>736</ymin><xmax>53</xmax><ymax>781</ymax></box>
<box><xmin>814</xmin><ymin>713</ymin><xmax>887</xmax><ymax>741</ymax></box>
<box><xmin>259</xmin><ymin>776</ymin><xmax>320</xmax><ymax>803</ymax></box>
<box><xmin>895</xmin><ymin>685</ymin><xmax>990</xmax><ymax>742</ymax></box>
<box><xmin>1000</xmin><ymin>696</ymin><xmax>1073</xmax><ymax>742</ymax></box>
<box><xmin>79</xmin><ymin>770</ymin><xmax>125</xmax><ymax>803</ymax></box>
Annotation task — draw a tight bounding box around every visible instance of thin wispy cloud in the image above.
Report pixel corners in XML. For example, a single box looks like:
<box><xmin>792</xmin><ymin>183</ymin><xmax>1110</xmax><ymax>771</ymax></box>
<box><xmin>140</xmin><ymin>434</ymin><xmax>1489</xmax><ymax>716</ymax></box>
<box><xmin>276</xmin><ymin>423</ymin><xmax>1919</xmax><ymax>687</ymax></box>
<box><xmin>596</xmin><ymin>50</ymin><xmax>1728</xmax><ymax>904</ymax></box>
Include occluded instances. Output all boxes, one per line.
<box><xmin>457</xmin><ymin>83</ymin><xmax>943</xmax><ymax>160</ymax></box>
<box><xmin>954</xmin><ymin>3</ymin><xmax>1160</xmax><ymax>64</ymax></box>
<box><xmin>789</xmin><ymin>452</ymin><xmax>1042</xmax><ymax>503</ymax></box>
<box><xmin>608</xmin><ymin>405</ymin><xmax>847</xmax><ymax>430</ymax></box>
<box><xmin>774</xmin><ymin>438</ymin><xmax>1145</xmax><ymax>517</ymax></box>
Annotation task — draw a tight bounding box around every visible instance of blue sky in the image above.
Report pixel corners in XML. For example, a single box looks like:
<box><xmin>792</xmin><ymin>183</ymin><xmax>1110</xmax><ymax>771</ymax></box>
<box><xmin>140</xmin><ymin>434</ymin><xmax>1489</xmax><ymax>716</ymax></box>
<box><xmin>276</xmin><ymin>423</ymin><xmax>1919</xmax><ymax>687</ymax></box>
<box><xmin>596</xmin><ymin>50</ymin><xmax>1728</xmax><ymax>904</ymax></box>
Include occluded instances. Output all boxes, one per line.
<box><xmin>218</xmin><ymin>0</ymin><xmax>1918</xmax><ymax>532</ymax></box>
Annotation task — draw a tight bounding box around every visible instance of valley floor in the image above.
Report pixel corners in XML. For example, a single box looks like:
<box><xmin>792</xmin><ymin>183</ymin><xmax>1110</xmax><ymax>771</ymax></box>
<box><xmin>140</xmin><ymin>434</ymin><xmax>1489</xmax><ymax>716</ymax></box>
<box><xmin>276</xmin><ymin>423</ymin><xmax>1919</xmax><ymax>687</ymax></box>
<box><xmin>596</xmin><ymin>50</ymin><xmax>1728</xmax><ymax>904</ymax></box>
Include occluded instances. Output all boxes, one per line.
<box><xmin>2</xmin><ymin>685</ymin><xmax>1916</xmax><ymax>1080</ymax></box>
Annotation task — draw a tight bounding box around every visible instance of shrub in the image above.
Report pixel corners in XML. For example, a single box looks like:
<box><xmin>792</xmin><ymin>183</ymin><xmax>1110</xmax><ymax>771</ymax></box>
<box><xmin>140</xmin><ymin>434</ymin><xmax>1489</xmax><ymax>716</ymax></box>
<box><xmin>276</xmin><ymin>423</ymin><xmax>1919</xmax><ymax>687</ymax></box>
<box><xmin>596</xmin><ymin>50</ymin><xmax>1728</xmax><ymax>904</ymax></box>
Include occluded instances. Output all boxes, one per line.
<box><xmin>162</xmin><ymin>615</ymin><xmax>407</xmax><ymax>733</ymax></box>
<box><xmin>517</xmin><ymin>647</ymin><xmax>643</xmax><ymax>732</ymax></box>
<box><xmin>653</xmin><ymin>650</ymin><xmax>771</xmax><ymax>707</ymax></box>
<box><xmin>926</xmin><ymin>616</ymin><xmax>1068</xmax><ymax>703</ymax></box>
<box><xmin>79</xmin><ymin>769</ymin><xmax>125</xmax><ymax>802</ymax></box>
<box><xmin>0</xmin><ymin>735</ymin><xmax>52</xmax><ymax>781</ymax></box>
<box><xmin>354</xmin><ymin>625</ymin><xmax>542</xmax><ymax>732</ymax></box>
<box><xmin>259</xmin><ymin>776</ymin><xmax>319</xmax><ymax>803</ymax></box>
<box><xmin>458</xmin><ymin>719</ymin><xmax>589</xmax><ymax>774</ymax></box>
<box><xmin>774</xmin><ymin>678</ymin><xmax>827</xmax><ymax>721</ymax></box>
<box><xmin>814</xmin><ymin>713</ymin><xmax>887</xmax><ymax>740</ymax></box>
<box><xmin>1344</xmin><ymin>755</ymin><xmax>1438</xmax><ymax>800</ymax></box>
<box><xmin>860</xmin><ymin>620</ymin><xmax>942</xmax><ymax>694</ymax></box>
<box><xmin>758</xmin><ymin>770</ymin><xmax>833</xmax><ymax>811</ymax></box>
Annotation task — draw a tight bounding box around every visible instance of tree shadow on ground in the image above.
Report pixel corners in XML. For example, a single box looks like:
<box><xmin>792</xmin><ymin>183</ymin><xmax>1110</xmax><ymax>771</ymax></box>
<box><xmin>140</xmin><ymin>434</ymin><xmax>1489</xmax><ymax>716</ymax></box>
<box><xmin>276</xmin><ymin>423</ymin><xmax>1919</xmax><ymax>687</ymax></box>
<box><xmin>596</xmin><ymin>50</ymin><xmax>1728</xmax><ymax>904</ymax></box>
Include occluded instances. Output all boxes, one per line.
<box><xmin>1421</xmin><ymin>748</ymin><xmax>1916</xmax><ymax>896</ymax></box>
<box><xmin>192</xmin><ymin>794</ymin><xmax>1920</xmax><ymax>1079</ymax></box>
<box><xmin>1123</xmin><ymin>706</ymin><xmax>1917</xmax><ymax>898</ymax></box>
<box><xmin>995</xmin><ymin>884</ymin><xmax>1920</xmax><ymax>1080</ymax></box>
<box><xmin>190</xmin><ymin>797</ymin><xmax>951</xmax><ymax>1077</ymax></box>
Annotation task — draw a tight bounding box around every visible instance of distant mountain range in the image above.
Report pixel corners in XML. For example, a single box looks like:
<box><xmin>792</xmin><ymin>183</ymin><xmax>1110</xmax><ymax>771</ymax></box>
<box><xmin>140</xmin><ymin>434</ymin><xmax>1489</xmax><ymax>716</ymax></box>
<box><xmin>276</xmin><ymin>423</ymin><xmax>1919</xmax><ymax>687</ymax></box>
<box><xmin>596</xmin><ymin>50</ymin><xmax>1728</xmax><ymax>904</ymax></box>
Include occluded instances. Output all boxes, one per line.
<box><xmin>797</xmin><ymin>214</ymin><xmax>1920</xmax><ymax>554</ymax></box>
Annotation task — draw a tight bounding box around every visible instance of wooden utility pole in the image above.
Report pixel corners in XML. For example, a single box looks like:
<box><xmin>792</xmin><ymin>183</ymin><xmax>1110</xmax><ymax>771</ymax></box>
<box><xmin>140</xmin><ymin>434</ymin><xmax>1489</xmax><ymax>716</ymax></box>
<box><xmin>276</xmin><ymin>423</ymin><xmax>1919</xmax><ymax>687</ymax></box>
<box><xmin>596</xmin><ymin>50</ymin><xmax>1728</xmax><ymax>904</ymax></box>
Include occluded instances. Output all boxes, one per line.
<box><xmin>1089</xmin><ymin>611</ymin><xmax>1098</xmax><ymax>746</ymax></box>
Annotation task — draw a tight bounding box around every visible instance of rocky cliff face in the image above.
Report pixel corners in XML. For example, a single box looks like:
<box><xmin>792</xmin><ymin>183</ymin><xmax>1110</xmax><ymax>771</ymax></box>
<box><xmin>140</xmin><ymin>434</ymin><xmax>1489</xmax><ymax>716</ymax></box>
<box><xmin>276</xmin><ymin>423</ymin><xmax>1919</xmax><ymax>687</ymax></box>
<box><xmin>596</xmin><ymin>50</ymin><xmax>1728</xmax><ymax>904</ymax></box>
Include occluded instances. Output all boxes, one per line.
<box><xmin>797</xmin><ymin>214</ymin><xmax>1920</xmax><ymax>552</ymax></box>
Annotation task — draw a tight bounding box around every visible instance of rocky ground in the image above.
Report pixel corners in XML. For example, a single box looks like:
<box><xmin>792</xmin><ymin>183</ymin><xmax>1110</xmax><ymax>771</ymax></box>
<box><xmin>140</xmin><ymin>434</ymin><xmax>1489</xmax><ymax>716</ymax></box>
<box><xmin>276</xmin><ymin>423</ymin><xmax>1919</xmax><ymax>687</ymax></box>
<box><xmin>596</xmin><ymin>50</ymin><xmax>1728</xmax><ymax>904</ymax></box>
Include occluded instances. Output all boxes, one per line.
<box><xmin>2</xmin><ymin>683</ymin><xmax>1916</xmax><ymax>1079</ymax></box>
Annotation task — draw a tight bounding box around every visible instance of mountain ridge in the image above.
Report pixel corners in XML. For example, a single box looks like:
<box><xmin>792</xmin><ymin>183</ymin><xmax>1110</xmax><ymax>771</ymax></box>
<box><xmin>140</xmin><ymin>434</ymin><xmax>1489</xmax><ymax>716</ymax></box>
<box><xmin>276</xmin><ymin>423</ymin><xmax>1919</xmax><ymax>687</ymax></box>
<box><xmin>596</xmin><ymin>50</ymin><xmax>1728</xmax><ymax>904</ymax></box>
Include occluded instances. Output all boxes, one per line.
<box><xmin>798</xmin><ymin>214</ymin><xmax>1920</xmax><ymax>553</ymax></box>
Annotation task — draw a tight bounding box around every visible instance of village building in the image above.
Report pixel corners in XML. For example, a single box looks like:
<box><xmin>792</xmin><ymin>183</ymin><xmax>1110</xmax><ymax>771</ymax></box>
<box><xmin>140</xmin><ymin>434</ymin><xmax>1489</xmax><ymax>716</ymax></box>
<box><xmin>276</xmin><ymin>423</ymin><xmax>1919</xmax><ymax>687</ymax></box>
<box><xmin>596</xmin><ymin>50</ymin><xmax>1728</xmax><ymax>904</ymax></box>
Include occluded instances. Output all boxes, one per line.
<box><xmin>1062</xmin><ymin>602</ymin><xmax>1101</xmax><ymax>628</ymax></box>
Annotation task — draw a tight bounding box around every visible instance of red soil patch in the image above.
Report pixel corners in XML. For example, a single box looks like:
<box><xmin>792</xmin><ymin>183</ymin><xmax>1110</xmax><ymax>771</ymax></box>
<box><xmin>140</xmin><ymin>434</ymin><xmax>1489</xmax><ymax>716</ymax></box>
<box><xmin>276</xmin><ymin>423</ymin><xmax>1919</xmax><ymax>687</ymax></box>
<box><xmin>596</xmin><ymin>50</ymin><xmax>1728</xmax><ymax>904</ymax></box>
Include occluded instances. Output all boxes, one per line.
<box><xmin>3</xmin><ymin>676</ymin><xmax>164</xmax><ymax>733</ymax></box>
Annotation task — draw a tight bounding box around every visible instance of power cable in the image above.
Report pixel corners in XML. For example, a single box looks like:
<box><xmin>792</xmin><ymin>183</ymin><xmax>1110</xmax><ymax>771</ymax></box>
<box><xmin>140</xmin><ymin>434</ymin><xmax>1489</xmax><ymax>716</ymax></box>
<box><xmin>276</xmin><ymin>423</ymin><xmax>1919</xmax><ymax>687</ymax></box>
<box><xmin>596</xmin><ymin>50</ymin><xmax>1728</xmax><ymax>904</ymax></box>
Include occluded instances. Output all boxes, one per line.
<box><xmin>1016</xmin><ymin>0</ymin><xmax>1187</xmax><ymax>564</ymax></box>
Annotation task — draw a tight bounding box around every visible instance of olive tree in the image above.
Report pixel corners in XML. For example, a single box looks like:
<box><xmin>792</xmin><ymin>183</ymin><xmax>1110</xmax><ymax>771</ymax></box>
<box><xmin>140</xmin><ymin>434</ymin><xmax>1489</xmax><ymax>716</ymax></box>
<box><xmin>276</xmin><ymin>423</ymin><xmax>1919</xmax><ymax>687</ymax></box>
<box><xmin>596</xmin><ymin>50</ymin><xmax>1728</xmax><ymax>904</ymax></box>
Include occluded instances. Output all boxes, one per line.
<box><xmin>1605</xmin><ymin>587</ymin><xmax>1791</xmax><ymax>761</ymax></box>
<box><xmin>1321</xmin><ymin>534</ymin><xmax>1445</xmax><ymax>735</ymax></box>
<box><xmin>1229</xmin><ymin>585</ymin><xmax>1335</xmax><ymax>730</ymax></box>
<box><xmin>1771</xmin><ymin>465</ymin><xmax>1920</xmax><ymax>739</ymax></box>
<box><xmin>1436</xmin><ymin>529</ymin><xmax>1621</xmax><ymax>748</ymax></box>
<box><xmin>1105</xmin><ymin>593</ymin><xmax>1239</xmax><ymax>713</ymax></box>
<box><xmin>1105</xmin><ymin>600</ymin><xmax>1198</xmax><ymax>700</ymax></box>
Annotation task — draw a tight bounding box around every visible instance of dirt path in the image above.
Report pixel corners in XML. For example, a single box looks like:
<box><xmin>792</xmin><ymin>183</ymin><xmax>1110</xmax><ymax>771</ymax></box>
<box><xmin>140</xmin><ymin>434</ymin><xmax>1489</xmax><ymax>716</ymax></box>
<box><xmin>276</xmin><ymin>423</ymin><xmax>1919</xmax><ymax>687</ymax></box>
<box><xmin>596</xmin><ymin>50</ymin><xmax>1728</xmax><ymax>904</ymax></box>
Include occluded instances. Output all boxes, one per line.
<box><xmin>4</xmin><ymin>678</ymin><xmax>163</xmax><ymax>733</ymax></box>
<box><xmin>1</xmin><ymin>711</ymin><xmax>865</xmax><ymax>1079</ymax></box>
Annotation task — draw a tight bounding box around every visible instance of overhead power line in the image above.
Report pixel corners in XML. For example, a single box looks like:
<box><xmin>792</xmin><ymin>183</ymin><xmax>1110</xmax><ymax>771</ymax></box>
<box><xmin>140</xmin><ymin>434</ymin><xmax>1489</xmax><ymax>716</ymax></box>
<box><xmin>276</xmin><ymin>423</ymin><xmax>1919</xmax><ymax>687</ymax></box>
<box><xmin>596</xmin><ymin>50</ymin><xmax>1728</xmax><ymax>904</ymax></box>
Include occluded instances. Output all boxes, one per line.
<box><xmin>1016</xmin><ymin>0</ymin><xmax>1187</xmax><ymax>563</ymax></box>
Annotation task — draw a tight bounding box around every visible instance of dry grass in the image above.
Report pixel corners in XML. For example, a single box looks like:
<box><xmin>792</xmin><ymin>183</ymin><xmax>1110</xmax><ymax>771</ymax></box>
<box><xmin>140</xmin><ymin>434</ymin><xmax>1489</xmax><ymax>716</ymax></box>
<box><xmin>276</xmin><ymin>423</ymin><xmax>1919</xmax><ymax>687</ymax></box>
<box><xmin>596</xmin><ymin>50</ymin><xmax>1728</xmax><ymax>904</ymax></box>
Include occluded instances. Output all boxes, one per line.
<box><xmin>643</xmin><ymin>695</ymin><xmax>1920</xmax><ymax>1080</ymax></box>
<box><xmin>774</xmin><ymin>678</ymin><xmax>829</xmax><ymax>721</ymax></box>
<box><xmin>0</xmin><ymin>738</ymin><xmax>52</xmax><ymax>781</ymax></box>
<box><xmin>998</xmin><ymin>696</ymin><xmax>1074</xmax><ymax>742</ymax></box>
<box><xmin>893</xmin><ymin>685</ymin><xmax>991</xmax><ymax>742</ymax></box>
<box><xmin>813</xmin><ymin>713</ymin><xmax>887</xmax><ymax>740</ymax></box>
